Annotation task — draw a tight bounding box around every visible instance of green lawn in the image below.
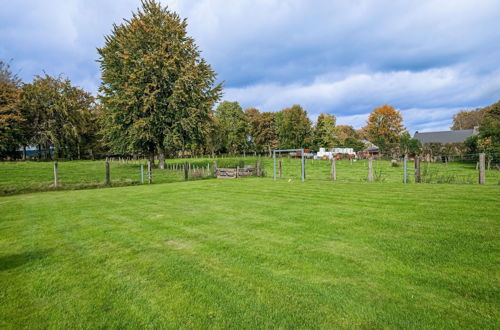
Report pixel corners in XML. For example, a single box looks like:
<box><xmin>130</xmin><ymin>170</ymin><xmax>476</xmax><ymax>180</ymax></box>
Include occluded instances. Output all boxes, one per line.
<box><xmin>1</xmin><ymin>157</ymin><xmax>499</xmax><ymax>196</ymax></box>
<box><xmin>1</xmin><ymin>178</ymin><xmax>499</xmax><ymax>328</ymax></box>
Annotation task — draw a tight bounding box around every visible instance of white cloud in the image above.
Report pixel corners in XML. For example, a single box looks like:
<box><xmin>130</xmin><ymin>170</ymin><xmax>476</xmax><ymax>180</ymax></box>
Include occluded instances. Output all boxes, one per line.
<box><xmin>1</xmin><ymin>0</ymin><xmax>499</xmax><ymax>132</ymax></box>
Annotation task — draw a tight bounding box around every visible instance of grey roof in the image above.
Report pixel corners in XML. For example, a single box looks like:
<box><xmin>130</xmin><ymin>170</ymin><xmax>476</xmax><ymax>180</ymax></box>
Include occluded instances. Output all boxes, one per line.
<box><xmin>413</xmin><ymin>129</ymin><xmax>476</xmax><ymax>144</ymax></box>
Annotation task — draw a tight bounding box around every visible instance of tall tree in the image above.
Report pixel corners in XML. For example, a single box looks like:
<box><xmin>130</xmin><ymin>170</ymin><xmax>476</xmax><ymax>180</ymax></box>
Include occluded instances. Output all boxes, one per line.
<box><xmin>0</xmin><ymin>61</ymin><xmax>23</xmax><ymax>159</ymax></box>
<box><xmin>245</xmin><ymin>108</ymin><xmax>277</xmax><ymax>155</ymax></box>
<box><xmin>275</xmin><ymin>105</ymin><xmax>312</xmax><ymax>149</ymax></box>
<box><xmin>245</xmin><ymin>107</ymin><xmax>260</xmax><ymax>153</ymax></box>
<box><xmin>313</xmin><ymin>113</ymin><xmax>336</xmax><ymax>149</ymax></box>
<box><xmin>19</xmin><ymin>74</ymin><xmax>97</xmax><ymax>160</ymax></box>
<box><xmin>98</xmin><ymin>0</ymin><xmax>221</xmax><ymax>167</ymax></box>
<box><xmin>215</xmin><ymin>101</ymin><xmax>248</xmax><ymax>155</ymax></box>
<box><xmin>451</xmin><ymin>108</ymin><xmax>486</xmax><ymax>130</ymax></box>
<box><xmin>363</xmin><ymin>104</ymin><xmax>405</xmax><ymax>154</ymax></box>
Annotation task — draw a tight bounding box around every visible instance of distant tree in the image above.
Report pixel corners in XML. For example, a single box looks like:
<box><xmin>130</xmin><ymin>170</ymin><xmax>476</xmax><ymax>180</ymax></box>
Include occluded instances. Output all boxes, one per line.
<box><xmin>464</xmin><ymin>135</ymin><xmax>479</xmax><ymax>154</ymax></box>
<box><xmin>399</xmin><ymin>132</ymin><xmax>421</xmax><ymax>156</ymax></box>
<box><xmin>245</xmin><ymin>107</ymin><xmax>260</xmax><ymax>152</ymax></box>
<box><xmin>478</xmin><ymin>100</ymin><xmax>500</xmax><ymax>165</ymax></box>
<box><xmin>215</xmin><ymin>101</ymin><xmax>248</xmax><ymax>155</ymax></box>
<box><xmin>275</xmin><ymin>105</ymin><xmax>312</xmax><ymax>149</ymax></box>
<box><xmin>19</xmin><ymin>74</ymin><xmax>97</xmax><ymax>160</ymax></box>
<box><xmin>98</xmin><ymin>0</ymin><xmax>221</xmax><ymax>167</ymax></box>
<box><xmin>363</xmin><ymin>104</ymin><xmax>405</xmax><ymax>154</ymax></box>
<box><xmin>335</xmin><ymin>125</ymin><xmax>359</xmax><ymax>145</ymax></box>
<box><xmin>255</xmin><ymin>112</ymin><xmax>277</xmax><ymax>156</ymax></box>
<box><xmin>463</xmin><ymin>101</ymin><xmax>500</xmax><ymax>162</ymax></box>
<box><xmin>451</xmin><ymin>108</ymin><xmax>486</xmax><ymax>130</ymax></box>
<box><xmin>313</xmin><ymin>113</ymin><xmax>337</xmax><ymax>149</ymax></box>
<box><xmin>342</xmin><ymin>137</ymin><xmax>366</xmax><ymax>152</ymax></box>
<box><xmin>0</xmin><ymin>61</ymin><xmax>23</xmax><ymax>159</ymax></box>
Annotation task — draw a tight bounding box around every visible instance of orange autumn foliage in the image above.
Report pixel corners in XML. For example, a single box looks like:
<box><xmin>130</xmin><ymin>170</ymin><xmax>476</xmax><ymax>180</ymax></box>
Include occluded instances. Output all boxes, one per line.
<box><xmin>363</xmin><ymin>104</ymin><xmax>404</xmax><ymax>144</ymax></box>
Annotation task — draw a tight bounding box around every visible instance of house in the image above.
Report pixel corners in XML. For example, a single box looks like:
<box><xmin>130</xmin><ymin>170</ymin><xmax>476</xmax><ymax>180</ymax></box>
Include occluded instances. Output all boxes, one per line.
<box><xmin>362</xmin><ymin>146</ymin><xmax>379</xmax><ymax>158</ymax></box>
<box><xmin>360</xmin><ymin>140</ymin><xmax>379</xmax><ymax>158</ymax></box>
<box><xmin>414</xmin><ymin>127</ymin><xmax>479</xmax><ymax>161</ymax></box>
<box><xmin>413</xmin><ymin>127</ymin><xmax>478</xmax><ymax>144</ymax></box>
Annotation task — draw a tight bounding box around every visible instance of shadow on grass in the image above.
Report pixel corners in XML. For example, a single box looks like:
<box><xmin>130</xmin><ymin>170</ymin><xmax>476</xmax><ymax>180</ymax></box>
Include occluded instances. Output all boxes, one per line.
<box><xmin>0</xmin><ymin>249</ymin><xmax>53</xmax><ymax>271</ymax></box>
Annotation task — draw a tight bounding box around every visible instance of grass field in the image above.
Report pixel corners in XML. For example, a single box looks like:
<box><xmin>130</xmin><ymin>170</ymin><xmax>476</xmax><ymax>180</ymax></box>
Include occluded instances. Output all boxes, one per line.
<box><xmin>1</xmin><ymin>178</ymin><xmax>499</xmax><ymax>328</ymax></box>
<box><xmin>1</xmin><ymin>157</ymin><xmax>499</xmax><ymax>195</ymax></box>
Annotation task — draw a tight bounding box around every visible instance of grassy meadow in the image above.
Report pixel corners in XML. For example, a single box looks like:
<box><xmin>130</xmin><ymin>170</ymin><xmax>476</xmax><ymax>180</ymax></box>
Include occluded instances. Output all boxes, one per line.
<box><xmin>1</xmin><ymin>157</ymin><xmax>499</xmax><ymax>195</ymax></box>
<box><xmin>0</xmin><ymin>178</ymin><xmax>499</xmax><ymax>328</ymax></box>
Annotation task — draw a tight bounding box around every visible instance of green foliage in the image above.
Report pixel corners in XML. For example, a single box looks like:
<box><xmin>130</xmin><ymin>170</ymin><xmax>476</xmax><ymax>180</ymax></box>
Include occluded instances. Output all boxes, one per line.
<box><xmin>275</xmin><ymin>104</ymin><xmax>313</xmax><ymax>149</ymax></box>
<box><xmin>215</xmin><ymin>101</ymin><xmax>248</xmax><ymax>155</ymax></box>
<box><xmin>478</xmin><ymin>100</ymin><xmax>500</xmax><ymax>156</ymax></box>
<box><xmin>98</xmin><ymin>0</ymin><xmax>222</xmax><ymax>157</ymax></box>
<box><xmin>245</xmin><ymin>108</ymin><xmax>277</xmax><ymax>155</ymax></box>
<box><xmin>0</xmin><ymin>61</ymin><xmax>23</xmax><ymax>159</ymax></box>
<box><xmin>335</xmin><ymin>125</ymin><xmax>359</xmax><ymax>145</ymax></box>
<box><xmin>422</xmin><ymin>142</ymin><xmax>444</xmax><ymax>159</ymax></box>
<box><xmin>399</xmin><ymin>132</ymin><xmax>421</xmax><ymax>155</ymax></box>
<box><xmin>19</xmin><ymin>74</ymin><xmax>98</xmax><ymax>160</ymax></box>
<box><xmin>464</xmin><ymin>135</ymin><xmax>479</xmax><ymax>154</ymax></box>
<box><xmin>342</xmin><ymin>137</ymin><xmax>366</xmax><ymax>151</ymax></box>
<box><xmin>313</xmin><ymin>113</ymin><xmax>337</xmax><ymax>149</ymax></box>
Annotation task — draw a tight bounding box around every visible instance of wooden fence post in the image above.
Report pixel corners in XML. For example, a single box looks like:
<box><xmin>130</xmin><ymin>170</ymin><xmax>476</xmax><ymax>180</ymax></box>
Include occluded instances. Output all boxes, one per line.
<box><xmin>368</xmin><ymin>157</ymin><xmax>373</xmax><ymax>182</ymax></box>
<box><xmin>331</xmin><ymin>158</ymin><xmax>336</xmax><ymax>181</ymax></box>
<box><xmin>415</xmin><ymin>156</ymin><xmax>421</xmax><ymax>183</ymax></box>
<box><xmin>105</xmin><ymin>161</ymin><xmax>110</xmax><ymax>185</ymax></box>
<box><xmin>403</xmin><ymin>154</ymin><xmax>408</xmax><ymax>184</ymax></box>
<box><xmin>279</xmin><ymin>160</ymin><xmax>282</xmax><ymax>179</ymax></box>
<box><xmin>479</xmin><ymin>153</ymin><xmax>485</xmax><ymax>184</ymax></box>
<box><xmin>148</xmin><ymin>160</ymin><xmax>153</xmax><ymax>184</ymax></box>
<box><xmin>184</xmin><ymin>162</ymin><xmax>189</xmax><ymax>181</ymax></box>
<box><xmin>53</xmin><ymin>162</ymin><xmax>59</xmax><ymax>188</ymax></box>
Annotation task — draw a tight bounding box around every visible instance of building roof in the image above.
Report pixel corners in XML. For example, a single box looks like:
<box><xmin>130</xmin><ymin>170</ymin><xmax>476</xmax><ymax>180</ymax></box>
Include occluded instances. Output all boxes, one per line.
<box><xmin>413</xmin><ymin>129</ymin><xmax>476</xmax><ymax>144</ymax></box>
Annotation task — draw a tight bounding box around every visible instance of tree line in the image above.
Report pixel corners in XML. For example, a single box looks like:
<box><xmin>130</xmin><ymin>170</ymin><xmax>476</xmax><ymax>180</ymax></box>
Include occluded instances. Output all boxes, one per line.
<box><xmin>0</xmin><ymin>59</ymin><xmax>408</xmax><ymax>162</ymax></box>
<box><xmin>1</xmin><ymin>0</ymin><xmax>499</xmax><ymax>163</ymax></box>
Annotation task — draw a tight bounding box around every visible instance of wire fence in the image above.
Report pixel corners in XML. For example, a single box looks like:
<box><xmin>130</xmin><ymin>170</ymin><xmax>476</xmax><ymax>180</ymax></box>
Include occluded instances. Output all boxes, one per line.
<box><xmin>0</xmin><ymin>157</ymin><xmax>268</xmax><ymax>196</ymax></box>
<box><xmin>268</xmin><ymin>153</ymin><xmax>500</xmax><ymax>185</ymax></box>
<box><xmin>0</xmin><ymin>153</ymin><xmax>499</xmax><ymax>196</ymax></box>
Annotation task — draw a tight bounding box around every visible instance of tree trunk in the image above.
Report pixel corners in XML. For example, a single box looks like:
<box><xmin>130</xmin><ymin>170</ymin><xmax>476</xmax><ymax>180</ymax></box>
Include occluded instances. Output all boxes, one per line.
<box><xmin>157</xmin><ymin>147</ymin><xmax>165</xmax><ymax>169</ymax></box>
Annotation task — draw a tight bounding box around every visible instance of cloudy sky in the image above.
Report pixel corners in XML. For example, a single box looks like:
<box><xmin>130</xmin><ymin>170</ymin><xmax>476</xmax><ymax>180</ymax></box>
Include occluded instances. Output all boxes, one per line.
<box><xmin>1</xmin><ymin>0</ymin><xmax>499</xmax><ymax>132</ymax></box>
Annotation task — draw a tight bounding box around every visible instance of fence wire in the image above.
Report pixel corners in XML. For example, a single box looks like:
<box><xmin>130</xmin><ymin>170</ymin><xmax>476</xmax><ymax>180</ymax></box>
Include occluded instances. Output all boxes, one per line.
<box><xmin>1</xmin><ymin>154</ymin><xmax>498</xmax><ymax>196</ymax></box>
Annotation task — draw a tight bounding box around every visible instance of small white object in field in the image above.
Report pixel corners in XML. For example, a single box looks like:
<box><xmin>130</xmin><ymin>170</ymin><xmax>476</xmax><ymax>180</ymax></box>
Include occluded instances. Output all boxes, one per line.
<box><xmin>288</xmin><ymin>179</ymin><xmax>292</xmax><ymax>182</ymax></box>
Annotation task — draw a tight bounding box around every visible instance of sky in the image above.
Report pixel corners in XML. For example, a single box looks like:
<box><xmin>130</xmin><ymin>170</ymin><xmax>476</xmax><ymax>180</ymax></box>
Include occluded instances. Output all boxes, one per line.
<box><xmin>1</xmin><ymin>0</ymin><xmax>499</xmax><ymax>133</ymax></box>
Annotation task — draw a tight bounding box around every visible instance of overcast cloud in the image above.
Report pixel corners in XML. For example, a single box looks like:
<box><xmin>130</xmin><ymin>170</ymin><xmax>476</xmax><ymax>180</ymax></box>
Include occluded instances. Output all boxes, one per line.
<box><xmin>1</xmin><ymin>0</ymin><xmax>499</xmax><ymax>132</ymax></box>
